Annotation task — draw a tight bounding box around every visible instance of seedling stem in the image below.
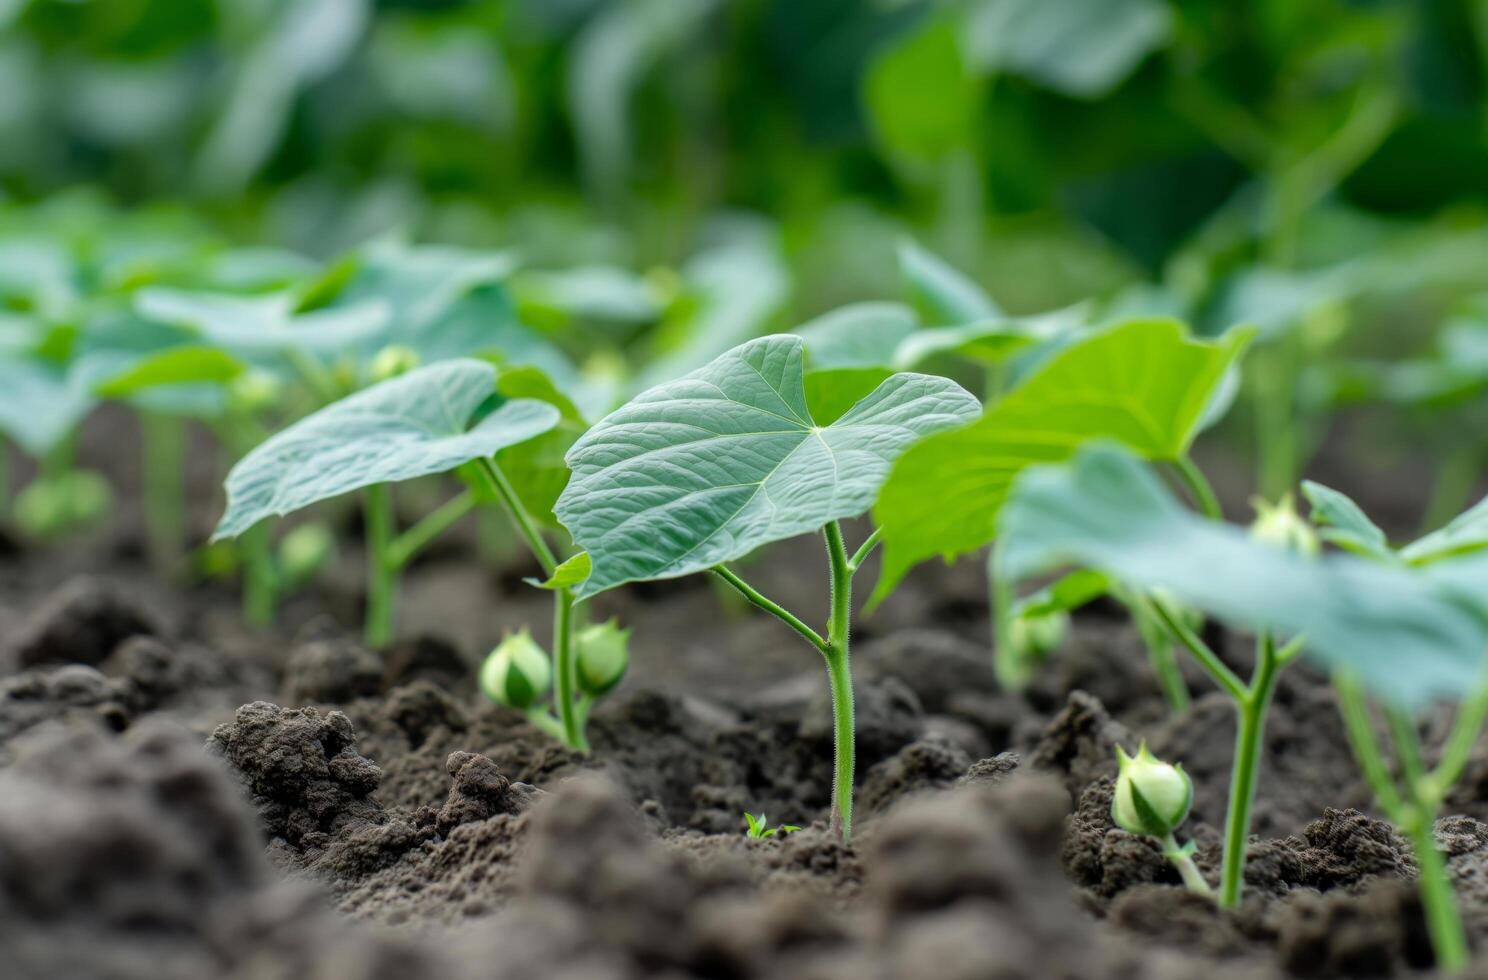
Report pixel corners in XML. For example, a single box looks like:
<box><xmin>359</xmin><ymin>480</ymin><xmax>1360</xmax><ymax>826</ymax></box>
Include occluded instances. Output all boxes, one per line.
<box><xmin>1336</xmin><ymin>672</ymin><xmax>1488</xmax><ymax>974</ymax></box>
<box><xmin>712</xmin><ymin>519</ymin><xmax>878</xmax><ymax>845</ymax></box>
<box><xmin>474</xmin><ymin>456</ymin><xmax>588</xmax><ymax>754</ymax></box>
<box><xmin>363</xmin><ymin>484</ymin><xmax>397</xmax><ymax>648</ymax></box>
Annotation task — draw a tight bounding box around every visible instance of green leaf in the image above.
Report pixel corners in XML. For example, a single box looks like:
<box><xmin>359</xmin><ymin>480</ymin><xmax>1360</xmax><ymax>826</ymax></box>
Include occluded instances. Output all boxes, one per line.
<box><xmin>873</xmin><ymin>319</ymin><xmax>1253</xmax><ymax>600</ymax></box>
<box><xmin>214</xmin><ymin>359</ymin><xmax>560</xmax><ymax>539</ymax></box>
<box><xmin>1402</xmin><ymin>496</ymin><xmax>1488</xmax><ymax>566</ymax></box>
<box><xmin>865</xmin><ymin>16</ymin><xmax>978</xmax><ymax>163</ymax></box>
<box><xmin>526</xmin><ymin>553</ymin><xmax>592</xmax><ymax>591</ymax></box>
<box><xmin>797</xmin><ymin>302</ymin><xmax>919</xmax><ymax>371</ymax></box>
<box><xmin>1014</xmin><ymin>568</ymin><xmax>1111</xmax><ymax>619</ymax></box>
<box><xmin>493</xmin><ymin>365</ymin><xmax>591</xmax><ymax>526</ymax></box>
<box><xmin>556</xmin><ymin>335</ymin><xmax>980</xmax><ymax>599</ymax></box>
<box><xmin>899</xmin><ymin>241</ymin><xmax>1000</xmax><ymax>324</ymax></box>
<box><xmin>1300</xmin><ymin>481</ymin><xmax>1395</xmax><ymax>562</ymax></box>
<box><xmin>136</xmin><ymin>287</ymin><xmax>390</xmax><ymax>359</ymax></box>
<box><xmin>0</xmin><ymin>358</ymin><xmax>96</xmax><ymax>456</ymax></box>
<box><xmin>892</xmin><ymin>308</ymin><xmax>1086</xmax><ymax>368</ymax></box>
<box><xmin>997</xmin><ymin>445</ymin><xmax>1488</xmax><ymax>706</ymax></box>
<box><xmin>94</xmin><ymin>345</ymin><xmax>247</xmax><ymax>398</ymax></box>
<box><xmin>964</xmin><ymin>0</ymin><xmax>1172</xmax><ymax>99</ymax></box>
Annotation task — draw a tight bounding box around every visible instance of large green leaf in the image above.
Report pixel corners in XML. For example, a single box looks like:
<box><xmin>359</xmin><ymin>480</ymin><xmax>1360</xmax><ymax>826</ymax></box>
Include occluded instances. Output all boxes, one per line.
<box><xmin>0</xmin><ymin>358</ymin><xmax>97</xmax><ymax>456</ymax></box>
<box><xmin>94</xmin><ymin>345</ymin><xmax>247</xmax><ymax>398</ymax></box>
<box><xmin>865</xmin><ymin>16</ymin><xmax>977</xmax><ymax>163</ymax></box>
<box><xmin>136</xmin><ymin>287</ymin><xmax>390</xmax><ymax>359</ymax></box>
<box><xmin>964</xmin><ymin>0</ymin><xmax>1172</xmax><ymax>99</ymax></box>
<box><xmin>873</xmin><ymin>318</ymin><xmax>1252</xmax><ymax>599</ymax></box>
<box><xmin>214</xmin><ymin>359</ymin><xmax>560</xmax><ymax>539</ymax></box>
<box><xmin>556</xmin><ymin>335</ymin><xmax>980</xmax><ymax>599</ymax></box>
<box><xmin>997</xmin><ymin>445</ymin><xmax>1488</xmax><ymax>706</ymax></box>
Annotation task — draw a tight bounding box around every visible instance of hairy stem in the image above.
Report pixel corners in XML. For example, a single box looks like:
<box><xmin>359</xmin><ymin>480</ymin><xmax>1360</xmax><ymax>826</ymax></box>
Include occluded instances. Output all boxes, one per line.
<box><xmin>363</xmin><ymin>484</ymin><xmax>397</xmax><ymax>648</ymax></box>
<box><xmin>712</xmin><ymin>565</ymin><xmax>828</xmax><ymax>651</ymax></box>
<box><xmin>473</xmin><ymin>458</ymin><xmax>587</xmax><ymax>752</ymax></box>
<box><xmin>1150</xmin><ymin>596</ymin><xmax>1246</xmax><ymax>702</ymax></box>
<box><xmin>824</xmin><ymin>521</ymin><xmax>856</xmax><ymax>844</ymax></box>
<box><xmin>142</xmin><ymin>412</ymin><xmax>186</xmax><ymax>573</ymax></box>
<box><xmin>1219</xmin><ymin>631</ymin><xmax>1283</xmax><ymax>908</ymax></box>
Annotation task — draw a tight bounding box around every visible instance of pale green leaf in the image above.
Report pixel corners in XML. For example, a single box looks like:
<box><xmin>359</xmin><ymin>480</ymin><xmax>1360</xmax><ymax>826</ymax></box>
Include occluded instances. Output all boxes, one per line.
<box><xmin>998</xmin><ymin>445</ymin><xmax>1488</xmax><ymax>706</ymax></box>
<box><xmin>1301</xmin><ymin>480</ymin><xmax>1395</xmax><ymax>562</ymax></box>
<box><xmin>136</xmin><ymin>287</ymin><xmax>390</xmax><ymax>359</ymax></box>
<box><xmin>526</xmin><ymin>552</ymin><xmax>592</xmax><ymax>591</ymax></box>
<box><xmin>899</xmin><ymin>241</ymin><xmax>1000</xmax><ymax>324</ymax></box>
<box><xmin>556</xmin><ymin>335</ymin><xmax>980</xmax><ymax>599</ymax></box>
<box><xmin>873</xmin><ymin>319</ymin><xmax>1252</xmax><ymax>599</ymax></box>
<box><xmin>214</xmin><ymin>359</ymin><xmax>560</xmax><ymax>539</ymax></box>
<box><xmin>1402</xmin><ymin>496</ymin><xmax>1488</xmax><ymax>565</ymax></box>
<box><xmin>94</xmin><ymin>345</ymin><xmax>247</xmax><ymax>398</ymax></box>
<box><xmin>797</xmin><ymin>302</ymin><xmax>918</xmax><ymax>371</ymax></box>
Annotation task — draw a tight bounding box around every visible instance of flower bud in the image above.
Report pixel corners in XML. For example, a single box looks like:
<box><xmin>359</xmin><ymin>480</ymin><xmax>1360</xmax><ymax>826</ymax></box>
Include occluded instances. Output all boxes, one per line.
<box><xmin>277</xmin><ymin>522</ymin><xmax>334</xmax><ymax>586</ymax></box>
<box><xmin>575</xmin><ymin>618</ymin><xmax>630</xmax><ymax>697</ymax></box>
<box><xmin>1112</xmin><ymin>742</ymin><xmax>1193</xmax><ymax>838</ymax></box>
<box><xmin>480</xmin><ymin>629</ymin><xmax>552</xmax><ymax>710</ymax></box>
<box><xmin>1250</xmin><ymin>493</ymin><xmax>1319</xmax><ymax>558</ymax></box>
<box><xmin>369</xmin><ymin>345</ymin><xmax>420</xmax><ymax>383</ymax></box>
<box><xmin>228</xmin><ymin>371</ymin><xmax>281</xmax><ymax>415</ymax></box>
<box><xmin>1012</xmin><ymin>609</ymin><xmax>1068</xmax><ymax>660</ymax></box>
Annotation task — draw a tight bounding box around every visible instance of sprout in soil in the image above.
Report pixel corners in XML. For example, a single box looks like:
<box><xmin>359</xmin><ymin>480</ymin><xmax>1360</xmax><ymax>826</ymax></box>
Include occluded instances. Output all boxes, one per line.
<box><xmin>743</xmin><ymin>813</ymin><xmax>800</xmax><ymax>839</ymax></box>
<box><xmin>995</xmin><ymin>443</ymin><xmax>1488</xmax><ymax>972</ymax></box>
<box><xmin>554</xmin><ymin>334</ymin><xmax>980</xmax><ymax>843</ymax></box>
<box><xmin>1111</xmin><ymin>742</ymin><xmax>1208</xmax><ymax>895</ymax></box>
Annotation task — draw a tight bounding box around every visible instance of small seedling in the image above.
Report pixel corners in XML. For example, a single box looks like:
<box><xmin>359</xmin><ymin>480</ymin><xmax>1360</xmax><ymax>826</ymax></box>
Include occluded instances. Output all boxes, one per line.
<box><xmin>743</xmin><ymin>813</ymin><xmax>800</xmax><ymax>839</ymax></box>
<box><xmin>556</xmin><ymin>334</ymin><xmax>980</xmax><ymax>843</ymax></box>
<box><xmin>1111</xmin><ymin>743</ymin><xmax>1209</xmax><ymax>895</ymax></box>
<box><xmin>996</xmin><ymin>443</ymin><xmax>1488</xmax><ymax>966</ymax></box>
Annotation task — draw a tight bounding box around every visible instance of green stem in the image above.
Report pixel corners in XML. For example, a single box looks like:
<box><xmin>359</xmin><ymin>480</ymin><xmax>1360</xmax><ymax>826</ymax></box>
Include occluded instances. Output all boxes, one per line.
<box><xmin>473</xmin><ymin>457</ymin><xmax>587</xmax><ymax>751</ymax></box>
<box><xmin>848</xmin><ymin>527</ymin><xmax>884</xmax><ymax>571</ymax></box>
<box><xmin>1406</xmin><ymin>814</ymin><xmax>1469</xmax><ymax>974</ymax></box>
<box><xmin>386</xmin><ymin>489</ymin><xmax>476</xmax><ymax>570</ymax></box>
<box><xmin>0</xmin><ymin>437</ymin><xmax>9</xmax><ymax>519</ymax></box>
<box><xmin>1218</xmin><ymin>631</ymin><xmax>1282</xmax><ymax>908</ymax></box>
<box><xmin>241</xmin><ymin>521</ymin><xmax>277</xmax><ymax>627</ymax></box>
<box><xmin>1335</xmin><ymin>672</ymin><xmax>1406</xmax><ymax>815</ymax></box>
<box><xmin>1162</xmin><ymin>834</ymin><xmax>1213</xmax><ymax>896</ymax></box>
<box><xmin>823</xmin><ymin>520</ymin><xmax>856</xmax><ymax>845</ymax></box>
<box><xmin>142</xmin><ymin>412</ymin><xmax>186</xmax><ymax>572</ymax></box>
<box><xmin>1433</xmin><ymin>684</ymin><xmax>1488</xmax><ymax>794</ymax></box>
<box><xmin>1421</xmin><ymin>444</ymin><xmax>1482</xmax><ymax>539</ymax></box>
<box><xmin>1174</xmin><ymin>455</ymin><xmax>1223</xmax><ymax>520</ymax></box>
<box><xmin>363</xmin><ymin>484</ymin><xmax>396</xmax><ymax>648</ymax></box>
<box><xmin>1134</xmin><ymin>599</ymin><xmax>1190</xmax><ymax>712</ymax></box>
<box><xmin>1150</xmin><ymin>596</ymin><xmax>1247</xmax><ymax>702</ymax></box>
<box><xmin>712</xmin><ymin>565</ymin><xmax>828</xmax><ymax>651</ymax></box>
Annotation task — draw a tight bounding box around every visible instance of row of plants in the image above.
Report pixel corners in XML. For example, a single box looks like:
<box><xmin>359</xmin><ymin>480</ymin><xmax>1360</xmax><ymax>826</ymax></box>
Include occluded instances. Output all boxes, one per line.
<box><xmin>4</xmin><ymin>200</ymin><xmax>1488</xmax><ymax>971</ymax></box>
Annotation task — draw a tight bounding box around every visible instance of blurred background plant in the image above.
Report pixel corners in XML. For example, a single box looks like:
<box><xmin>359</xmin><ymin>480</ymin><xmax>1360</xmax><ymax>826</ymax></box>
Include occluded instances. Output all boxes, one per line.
<box><xmin>1</xmin><ymin>0</ymin><xmax>1485</xmax><ymax>538</ymax></box>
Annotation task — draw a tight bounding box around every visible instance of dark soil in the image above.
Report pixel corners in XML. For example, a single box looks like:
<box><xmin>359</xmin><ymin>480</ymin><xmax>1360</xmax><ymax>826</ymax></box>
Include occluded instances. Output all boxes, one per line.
<box><xmin>4</xmin><ymin>439</ymin><xmax>1487</xmax><ymax>978</ymax></box>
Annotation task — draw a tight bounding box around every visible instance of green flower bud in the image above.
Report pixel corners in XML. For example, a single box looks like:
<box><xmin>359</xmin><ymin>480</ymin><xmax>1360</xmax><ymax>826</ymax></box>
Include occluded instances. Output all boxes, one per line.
<box><xmin>1250</xmin><ymin>493</ymin><xmax>1319</xmax><ymax>558</ymax></box>
<box><xmin>1012</xmin><ymin>609</ymin><xmax>1068</xmax><ymax>660</ymax></box>
<box><xmin>480</xmin><ymin>628</ymin><xmax>552</xmax><ymax>710</ymax></box>
<box><xmin>575</xmin><ymin>618</ymin><xmax>630</xmax><ymax>697</ymax></box>
<box><xmin>228</xmin><ymin>371</ymin><xmax>281</xmax><ymax>415</ymax></box>
<box><xmin>277</xmin><ymin>523</ymin><xmax>334</xmax><ymax>586</ymax></box>
<box><xmin>369</xmin><ymin>345</ymin><xmax>421</xmax><ymax>384</ymax></box>
<box><xmin>1112</xmin><ymin>742</ymin><xmax>1193</xmax><ymax>838</ymax></box>
<box><xmin>15</xmin><ymin>470</ymin><xmax>113</xmax><ymax>538</ymax></box>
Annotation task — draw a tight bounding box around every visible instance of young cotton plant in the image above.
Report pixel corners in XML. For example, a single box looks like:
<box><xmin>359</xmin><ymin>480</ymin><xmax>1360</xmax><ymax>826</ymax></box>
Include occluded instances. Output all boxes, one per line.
<box><xmin>994</xmin><ymin>443</ymin><xmax>1488</xmax><ymax>963</ymax></box>
<box><xmin>554</xmin><ymin>334</ymin><xmax>980</xmax><ymax>843</ymax></box>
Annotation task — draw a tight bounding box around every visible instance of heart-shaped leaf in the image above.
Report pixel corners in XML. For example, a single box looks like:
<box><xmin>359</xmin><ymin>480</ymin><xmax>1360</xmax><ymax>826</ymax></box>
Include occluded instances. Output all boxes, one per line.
<box><xmin>872</xmin><ymin>318</ymin><xmax>1252</xmax><ymax>600</ymax></box>
<box><xmin>556</xmin><ymin>334</ymin><xmax>980</xmax><ymax>598</ymax></box>
<box><xmin>214</xmin><ymin>359</ymin><xmax>560</xmax><ymax>539</ymax></box>
<box><xmin>997</xmin><ymin>445</ymin><xmax>1488</xmax><ymax>706</ymax></box>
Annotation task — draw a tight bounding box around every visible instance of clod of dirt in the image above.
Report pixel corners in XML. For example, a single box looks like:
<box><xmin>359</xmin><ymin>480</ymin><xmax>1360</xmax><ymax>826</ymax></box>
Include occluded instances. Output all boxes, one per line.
<box><xmin>858</xmin><ymin>737</ymin><xmax>972</xmax><ymax>816</ymax></box>
<box><xmin>383</xmin><ymin>679</ymin><xmax>470</xmax><ymax>749</ymax></box>
<box><xmin>1243</xmin><ymin>808</ymin><xmax>1415</xmax><ymax>897</ymax></box>
<box><xmin>958</xmin><ymin>750</ymin><xmax>1021</xmax><ymax>788</ymax></box>
<box><xmin>1031</xmin><ymin>690</ymin><xmax>1132</xmax><ymax>799</ymax></box>
<box><xmin>418</xmin><ymin>750</ymin><xmax>543</xmax><ymax>836</ymax></box>
<box><xmin>282</xmin><ymin>632</ymin><xmax>385</xmax><ymax>706</ymax></box>
<box><xmin>1107</xmin><ymin>884</ymin><xmax>1251</xmax><ymax>957</ymax></box>
<box><xmin>1061</xmin><ymin>776</ymin><xmax>1173</xmax><ymax>897</ymax></box>
<box><xmin>382</xmin><ymin>634</ymin><xmax>471</xmax><ymax>690</ymax></box>
<box><xmin>207</xmin><ymin>701</ymin><xmax>385</xmax><ymax>855</ymax></box>
<box><xmin>857</xmin><ymin>629</ymin><xmax>998</xmax><ymax>714</ymax></box>
<box><xmin>1274</xmin><ymin>879</ymin><xmax>1428</xmax><ymax>977</ymax></box>
<box><xmin>8</xmin><ymin>576</ymin><xmax>161</xmax><ymax>669</ymax></box>
<box><xmin>0</xmin><ymin>664</ymin><xmax>133</xmax><ymax>758</ymax></box>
